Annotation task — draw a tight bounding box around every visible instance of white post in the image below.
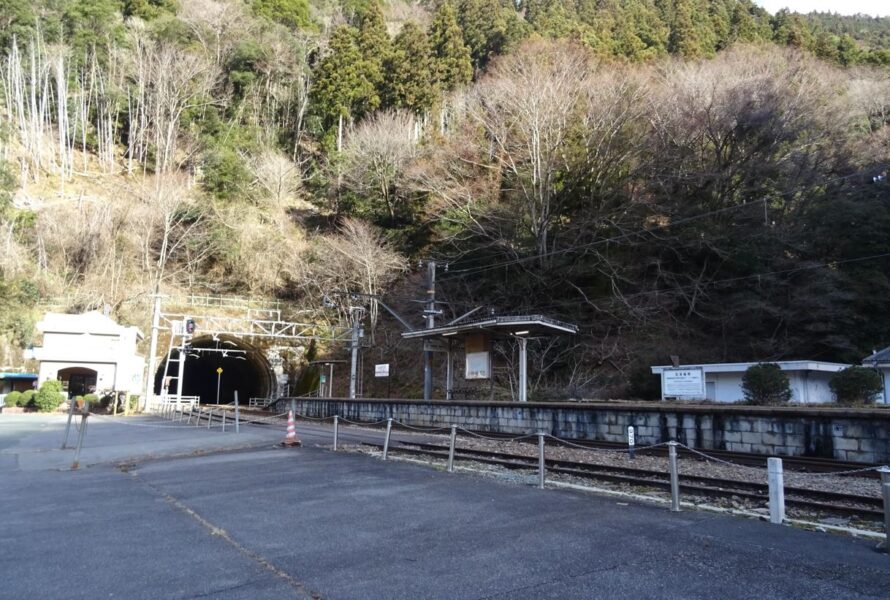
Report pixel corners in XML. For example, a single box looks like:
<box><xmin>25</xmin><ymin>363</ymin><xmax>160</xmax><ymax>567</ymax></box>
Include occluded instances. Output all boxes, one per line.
<box><xmin>518</xmin><ymin>337</ymin><xmax>528</xmax><ymax>403</ymax></box>
<box><xmin>880</xmin><ymin>468</ymin><xmax>890</xmax><ymax>549</ymax></box>
<box><xmin>175</xmin><ymin>334</ymin><xmax>186</xmax><ymax>404</ymax></box>
<box><xmin>234</xmin><ymin>391</ymin><xmax>240</xmax><ymax>434</ymax></box>
<box><xmin>333</xmin><ymin>415</ymin><xmax>339</xmax><ymax>451</ymax></box>
<box><xmin>382</xmin><ymin>418</ymin><xmax>393</xmax><ymax>460</ymax></box>
<box><xmin>143</xmin><ymin>293</ymin><xmax>162</xmax><ymax>412</ymax></box>
<box><xmin>446</xmin><ymin>339</ymin><xmax>454</xmax><ymax>401</ymax></box>
<box><xmin>767</xmin><ymin>457</ymin><xmax>785</xmax><ymax>524</ymax></box>
<box><xmin>538</xmin><ymin>433</ymin><xmax>545</xmax><ymax>489</ymax></box>
<box><xmin>447</xmin><ymin>425</ymin><xmax>457</xmax><ymax>473</ymax></box>
<box><xmin>668</xmin><ymin>441</ymin><xmax>681</xmax><ymax>512</ymax></box>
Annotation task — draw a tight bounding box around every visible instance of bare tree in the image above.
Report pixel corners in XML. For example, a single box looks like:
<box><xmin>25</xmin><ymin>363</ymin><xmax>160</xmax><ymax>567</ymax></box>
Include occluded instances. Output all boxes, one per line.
<box><xmin>251</xmin><ymin>149</ymin><xmax>302</xmax><ymax>208</ymax></box>
<box><xmin>302</xmin><ymin>218</ymin><xmax>407</xmax><ymax>330</ymax></box>
<box><xmin>341</xmin><ymin>111</ymin><xmax>419</xmax><ymax>220</ymax></box>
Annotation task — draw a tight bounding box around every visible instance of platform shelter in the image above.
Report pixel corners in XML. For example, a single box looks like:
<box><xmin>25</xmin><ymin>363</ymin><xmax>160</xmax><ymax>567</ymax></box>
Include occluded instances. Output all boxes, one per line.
<box><xmin>401</xmin><ymin>315</ymin><xmax>578</xmax><ymax>402</ymax></box>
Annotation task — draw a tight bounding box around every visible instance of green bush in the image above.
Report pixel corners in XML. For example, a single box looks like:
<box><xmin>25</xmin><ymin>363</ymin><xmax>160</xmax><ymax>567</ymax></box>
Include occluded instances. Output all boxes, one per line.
<box><xmin>742</xmin><ymin>363</ymin><xmax>792</xmax><ymax>405</ymax></box>
<box><xmin>82</xmin><ymin>393</ymin><xmax>99</xmax><ymax>408</ymax></box>
<box><xmin>20</xmin><ymin>389</ymin><xmax>35</xmax><ymax>407</ymax></box>
<box><xmin>829</xmin><ymin>366</ymin><xmax>883</xmax><ymax>405</ymax></box>
<box><xmin>4</xmin><ymin>391</ymin><xmax>22</xmax><ymax>407</ymax></box>
<box><xmin>33</xmin><ymin>380</ymin><xmax>65</xmax><ymax>412</ymax></box>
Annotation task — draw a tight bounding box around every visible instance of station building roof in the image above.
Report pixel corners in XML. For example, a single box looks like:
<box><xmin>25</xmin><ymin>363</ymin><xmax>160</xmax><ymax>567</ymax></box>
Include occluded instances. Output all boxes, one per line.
<box><xmin>863</xmin><ymin>346</ymin><xmax>890</xmax><ymax>367</ymax></box>
<box><xmin>650</xmin><ymin>361</ymin><xmax>850</xmax><ymax>375</ymax></box>
<box><xmin>401</xmin><ymin>315</ymin><xmax>578</xmax><ymax>340</ymax></box>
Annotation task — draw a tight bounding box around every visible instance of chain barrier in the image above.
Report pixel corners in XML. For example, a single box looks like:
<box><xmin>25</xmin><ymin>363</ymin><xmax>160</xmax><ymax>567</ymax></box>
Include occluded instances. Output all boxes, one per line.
<box><xmin>338</xmin><ymin>417</ymin><xmax>390</xmax><ymax>426</ymax></box>
<box><xmin>674</xmin><ymin>443</ymin><xmax>766</xmax><ymax>470</ymax></box>
<box><xmin>546</xmin><ymin>435</ymin><xmax>670</xmax><ymax>455</ymax></box>
<box><xmin>455</xmin><ymin>427</ymin><xmax>540</xmax><ymax>442</ymax></box>
<box><xmin>392</xmin><ymin>420</ymin><xmax>452</xmax><ymax>433</ymax></box>
<box><xmin>675</xmin><ymin>442</ymin><xmax>889</xmax><ymax>478</ymax></box>
<box><xmin>90</xmin><ymin>414</ymin><xmax>195</xmax><ymax>429</ymax></box>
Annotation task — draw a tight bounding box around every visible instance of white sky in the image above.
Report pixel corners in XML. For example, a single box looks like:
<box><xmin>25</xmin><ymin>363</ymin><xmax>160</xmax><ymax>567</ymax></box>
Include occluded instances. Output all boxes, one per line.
<box><xmin>753</xmin><ymin>0</ymin><xmax>890</xmax><ymax>16</ymax></box>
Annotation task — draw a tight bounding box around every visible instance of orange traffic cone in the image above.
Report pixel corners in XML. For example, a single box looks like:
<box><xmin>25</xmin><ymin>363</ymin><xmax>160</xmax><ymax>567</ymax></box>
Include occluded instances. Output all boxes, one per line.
<box><xmin>281</xmin><ymin>410</ymin><xmax>302</xmax><ymax>447</ymax></box>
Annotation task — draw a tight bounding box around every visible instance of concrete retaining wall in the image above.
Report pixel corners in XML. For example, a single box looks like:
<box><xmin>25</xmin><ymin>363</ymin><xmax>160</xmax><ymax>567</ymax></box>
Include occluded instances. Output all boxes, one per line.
<box><xmin>275</xmin><ymin>398</ymin><xmax>890</xmax><ymax>464</ymax></box>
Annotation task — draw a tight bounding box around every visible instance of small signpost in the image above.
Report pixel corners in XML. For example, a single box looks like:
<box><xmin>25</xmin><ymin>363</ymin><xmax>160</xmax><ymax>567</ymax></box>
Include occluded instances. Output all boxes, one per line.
<box><xmin>375</xmin><ymin>364</ymin><xmax>390</xmax><ymax>398</ymax></box>
<box><xmin>627</xmin><ymin>425</ymin><xmax>636</xmax><ymax>459</ymax></box>
<box><xmin>215</xmin><ymin>367</ymin><xmax>223</xmax><ymax>404</ymax></box>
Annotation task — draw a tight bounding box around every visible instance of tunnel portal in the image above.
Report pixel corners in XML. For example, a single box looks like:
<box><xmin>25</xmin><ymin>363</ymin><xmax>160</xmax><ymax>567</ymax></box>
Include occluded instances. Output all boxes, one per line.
<box><xmin>154</xmin><ymin>335</ymin><xmax>273</xmax><ymax>404</ymax></box>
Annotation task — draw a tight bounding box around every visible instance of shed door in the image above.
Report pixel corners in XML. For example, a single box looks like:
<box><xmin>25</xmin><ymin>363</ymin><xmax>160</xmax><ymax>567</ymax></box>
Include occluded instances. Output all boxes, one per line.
<box><xmin>706</xmin><ymin>382</ymin><xmax>716</xmax><ymax>402</ymax></box>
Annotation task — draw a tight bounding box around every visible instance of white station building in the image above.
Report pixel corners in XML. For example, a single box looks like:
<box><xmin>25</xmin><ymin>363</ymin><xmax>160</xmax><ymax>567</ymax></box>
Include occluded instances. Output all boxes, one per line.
<box><xmin>650</xmin><ymin>361</ymin><xmax>851</xmax><ymax>404</ymax></box>
<box><xmin>28</xmin><ymin>311</ymin><xmax>145</xmax><ymax>398</ymax></box>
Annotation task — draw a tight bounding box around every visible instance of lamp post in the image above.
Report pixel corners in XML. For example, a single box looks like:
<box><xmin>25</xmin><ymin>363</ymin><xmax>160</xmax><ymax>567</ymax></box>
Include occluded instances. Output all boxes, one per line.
<box><xmin>216</xmin><ymin>367</ymin><xmax>223</xmax><ymax>404</ymax></box>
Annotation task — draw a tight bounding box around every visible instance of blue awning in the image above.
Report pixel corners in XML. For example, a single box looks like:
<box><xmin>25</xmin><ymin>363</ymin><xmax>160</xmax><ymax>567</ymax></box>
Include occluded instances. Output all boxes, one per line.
<box><xmin>0</xmin><ymin>373</ymin><xmax>38</xmax><ymax>380</ymax></box>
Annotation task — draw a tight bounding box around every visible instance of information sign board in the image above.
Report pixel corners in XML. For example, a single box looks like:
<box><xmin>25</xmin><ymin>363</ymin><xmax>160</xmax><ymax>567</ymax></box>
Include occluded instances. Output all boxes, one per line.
<box><xmin>662</xmin><ymin>368</ymin><xmax>705</xmax><ymax>397</ymax></box>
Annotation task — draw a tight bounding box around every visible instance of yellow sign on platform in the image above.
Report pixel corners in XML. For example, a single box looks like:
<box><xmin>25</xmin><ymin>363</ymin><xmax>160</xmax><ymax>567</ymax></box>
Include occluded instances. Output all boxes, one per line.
<box><xmin>216</xmin><ymin>367</ymin><xmax>223</xmax><ymax>374</ymax></box>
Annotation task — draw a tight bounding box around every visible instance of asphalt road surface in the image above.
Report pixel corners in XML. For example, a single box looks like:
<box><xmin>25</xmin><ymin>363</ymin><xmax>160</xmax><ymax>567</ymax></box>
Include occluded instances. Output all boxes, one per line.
<box><xmin>1</xmin><ymin>414</ymin><xmax>888</xmax><ymax>599</ymax></box>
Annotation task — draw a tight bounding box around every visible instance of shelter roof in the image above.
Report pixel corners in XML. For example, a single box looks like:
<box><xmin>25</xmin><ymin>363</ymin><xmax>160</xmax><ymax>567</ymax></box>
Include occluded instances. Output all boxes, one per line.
<box><xmin>401</xmin><ymin>315</ymin><xmax>578</xmax><ymax>340</ymax></box>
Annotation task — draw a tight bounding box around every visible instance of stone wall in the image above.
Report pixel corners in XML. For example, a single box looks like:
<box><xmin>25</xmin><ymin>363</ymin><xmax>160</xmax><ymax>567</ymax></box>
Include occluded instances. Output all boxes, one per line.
<box><xmin>278</xmin><ymin>398</ymin><xmax>890</xmax><ymax>464</ymax></box>
<box><xmin>275</xmin><ymin>398</ymin><xmax>890</xmax><ymax>464</ymax></box>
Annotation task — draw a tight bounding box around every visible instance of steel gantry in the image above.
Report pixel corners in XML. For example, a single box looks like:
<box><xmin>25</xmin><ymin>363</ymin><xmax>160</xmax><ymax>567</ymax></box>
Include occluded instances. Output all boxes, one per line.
<box><xmin>143</xmin><ymin>294</ymin><xmax>352</xmax><ymax>410</ymax></box>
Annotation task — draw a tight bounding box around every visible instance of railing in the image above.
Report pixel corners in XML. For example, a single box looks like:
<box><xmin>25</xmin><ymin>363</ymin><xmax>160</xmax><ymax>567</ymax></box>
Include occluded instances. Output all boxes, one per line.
<box><xmin>152</xmin><ymin>395</ymin><xmax>200</xmax><ymax>412</ymax></box>
<box><xmin>249</xmin><ymin>397</ymin><xmax>275</xmax><ymax>408</ymax></box>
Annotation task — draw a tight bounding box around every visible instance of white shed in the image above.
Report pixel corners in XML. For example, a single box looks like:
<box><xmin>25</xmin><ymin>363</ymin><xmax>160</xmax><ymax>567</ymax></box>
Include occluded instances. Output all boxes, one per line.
<box><xmin>650</xmin><ymin>361</ymin><xmax>851</xmax><ymax>404</ymax></box>
<box><xmin>29</xmin><ymin>311</ymin><xmax>145</xmax><ymax>398</ymax></box>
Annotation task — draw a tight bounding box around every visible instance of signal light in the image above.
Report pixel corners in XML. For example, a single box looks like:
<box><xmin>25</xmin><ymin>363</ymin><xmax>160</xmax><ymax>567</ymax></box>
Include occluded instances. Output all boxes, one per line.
<box><xmin>185</xmin><ymin>318</ymin><xmax>196</xmax><ymax>335</ymax></box>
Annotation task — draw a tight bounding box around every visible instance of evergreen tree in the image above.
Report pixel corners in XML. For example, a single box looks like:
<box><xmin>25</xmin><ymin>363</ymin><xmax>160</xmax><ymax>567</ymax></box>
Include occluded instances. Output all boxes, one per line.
<box><xmin>312</xmin><ymin>26</ymin><xmax>376</xmax><ymax>128</ymax></box>
<box><xmin>837</xmin><ymin>34</ymin><xmax>862</xmax><ymax>66</ymax></box>
<box><xmin>669</xmin><ymin>0</ymin><xmax>704</xmax><ymax>57</ymax></box>
<box><xmin>730</xmin><ymin>2</ymin><xmax>760</xmax><ymax>43</ymax></box>
<box><xmin>456</xmin><ymin>0</ymin><xmax>527</xmax><ymax>69</ymax></box>
<box><xmin>429</xmin><ymin>2</ymin><xmax>474</xmax><ymax>90</ymax></box>
<box><xmin>356</xmin><ymin>3</ymin><xmax>390</xmax><ymax>114</ymax></box>
<box><xmin>383</xmin><ymin>22</ymin><xmax>437</xmax><ymax>113</ymax></box>
<box><xmin>252</xmin><ymin>0</ymin><xmax>311</xmax><ymax>29</ymax></box>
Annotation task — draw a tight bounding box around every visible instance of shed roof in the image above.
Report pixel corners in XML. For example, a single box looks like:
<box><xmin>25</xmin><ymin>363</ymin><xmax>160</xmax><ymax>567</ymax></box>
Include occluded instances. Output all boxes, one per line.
<box><xmin>863</xmin><ymin>346</ymin><xmax>890</xmax><ymax>366</ymax></box>
<box><xmin>650</xmin><ymin>361</ymin><xmax>850</xmax><ymax>375</ymax></box>
<box><xmin>400</xmin><ymin>315</ymin><xmax>578</xmax><ymax>340</ymax></box>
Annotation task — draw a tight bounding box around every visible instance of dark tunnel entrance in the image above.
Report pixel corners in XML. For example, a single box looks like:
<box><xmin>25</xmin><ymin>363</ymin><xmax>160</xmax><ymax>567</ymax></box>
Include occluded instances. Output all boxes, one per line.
<box><xmin>154</xmin><ymin>335</ymin><xmax>273</xmax><ymax>404</ymax></box>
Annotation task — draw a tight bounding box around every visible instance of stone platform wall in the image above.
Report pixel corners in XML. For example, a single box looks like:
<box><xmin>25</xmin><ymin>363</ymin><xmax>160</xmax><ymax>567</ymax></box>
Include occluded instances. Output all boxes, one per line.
<box><xmin>275</xmin><ymin>398</ymin><xmax>890</xmax><ymax>464</ymax></box>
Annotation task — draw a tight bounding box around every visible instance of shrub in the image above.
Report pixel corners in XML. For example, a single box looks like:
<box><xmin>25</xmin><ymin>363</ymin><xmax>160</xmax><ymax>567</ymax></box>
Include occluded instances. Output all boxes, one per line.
<box><xmin>82</xmin><ymin>393</ymin><xmax>99</xmax><ymax>409</ymax></box>
<box><xmin>33</xmin><ymin>380</ymin><xmax>65</xmax><ymax>412</ymax></box>
<box><xmin>20</xmin><ymin>389</ymin><xmax>35</xmax><ymax>407</ymax></box>
<box><xmin>829</xmin><ymin>366</ymin><xmax>883</xmax><ymax>405</ymax></box>
<box><xmin>5</xmin><ymin>391</ymin><xmax>22</xmax><ymax>407</ymax></box>
<box><xmin>742</xmin><ymin>363</ymin><xmax>792</xmax><ymax>405</ymax></box>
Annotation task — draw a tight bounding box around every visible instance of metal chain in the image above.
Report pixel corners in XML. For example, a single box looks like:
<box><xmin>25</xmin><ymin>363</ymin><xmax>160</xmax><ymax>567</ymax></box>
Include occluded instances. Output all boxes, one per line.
<box><xmin>675</xmin><ymin>443</ymin><xmax>766</xmax><ymax>470</ymax></box>
<box><xmin>392</xmin><ymin>420</ymin><xmax>452</xmax><ymax>433</ymax></box>
<box><xmin>455</xmin><ymin>427</ymin><xmax>540</xmax><ymax>442</ymax></box>
<box><xmin>546</xmin><ymin>435</ymin><xmax>669</xmax><ymax>454</ymax></box>
<box><xmin>90</xmin><ymin>415</ymin><xmax>194</xmax><ymax>429</ymax></box>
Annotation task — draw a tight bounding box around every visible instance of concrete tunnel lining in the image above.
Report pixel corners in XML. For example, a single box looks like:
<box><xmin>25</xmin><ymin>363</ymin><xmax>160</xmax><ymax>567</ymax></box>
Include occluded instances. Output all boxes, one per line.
<box><xmin>154</xmin><ymin>335</ymin><xmax>274</xmax><ymax>404</ymax></box>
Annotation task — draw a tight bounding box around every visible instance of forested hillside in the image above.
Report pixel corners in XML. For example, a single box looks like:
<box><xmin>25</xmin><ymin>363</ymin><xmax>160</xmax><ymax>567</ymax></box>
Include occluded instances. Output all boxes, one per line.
<box><xmin>1</xmin><ymin>0</ymin><xmax>889</xmax><ymax>397</ymax></box>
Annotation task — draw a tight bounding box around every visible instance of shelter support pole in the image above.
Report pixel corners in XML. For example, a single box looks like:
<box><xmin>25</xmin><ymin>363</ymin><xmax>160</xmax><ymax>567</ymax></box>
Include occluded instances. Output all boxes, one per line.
<box><xmin>446</xmin><ymin>339</ymin><xmax>454</xmax><ymax>401</ymax></box>
<box><xmin>518</xmin><ymin>336</ymin><xmax>528</xmax><ymax>403</ymax></box>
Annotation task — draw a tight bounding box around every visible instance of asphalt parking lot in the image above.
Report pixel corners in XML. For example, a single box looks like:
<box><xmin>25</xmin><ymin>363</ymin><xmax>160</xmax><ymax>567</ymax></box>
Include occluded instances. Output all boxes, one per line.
<box><xmin>1</xmin><ymin>414</ymin><xmax>889</xmax><ymax>599</ymax></box>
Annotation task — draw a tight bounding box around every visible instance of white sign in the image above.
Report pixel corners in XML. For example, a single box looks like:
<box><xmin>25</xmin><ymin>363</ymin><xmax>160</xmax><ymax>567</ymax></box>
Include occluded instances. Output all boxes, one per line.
<box><xmin>374</xmin><ymin>364</ymin><xmax>390</xmax><ymax>378</ymax></box>
<box><xmin>662</xmin><ymin>368</ymin><xmax>705</xmax><ymax>397</ymax></box>
<box><xmin>465</xmin><ymin>352</ymin><xmax>491</xmax><ymax>380</ymax></box>
<box><xmin>627</xmin><ymin>426</ymin><xmax>635</xmax><ymax>446</ymax></box>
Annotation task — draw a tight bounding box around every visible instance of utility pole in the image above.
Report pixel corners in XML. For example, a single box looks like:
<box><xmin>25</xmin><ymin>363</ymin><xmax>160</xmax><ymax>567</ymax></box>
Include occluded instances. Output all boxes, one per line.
<box><xmin>143</xmin><ymin>293</ymin><xmax>162</xmax><ymax>412</ymax></box>
<box><xmin>348</xmin><ymin>307</ymin><xmax>364</xmax><ymax>399</ymax></box>
<box><xmin>423</xmin><ymin>260</ymin><xmax>436</xmax><ymax>400</ymax></box>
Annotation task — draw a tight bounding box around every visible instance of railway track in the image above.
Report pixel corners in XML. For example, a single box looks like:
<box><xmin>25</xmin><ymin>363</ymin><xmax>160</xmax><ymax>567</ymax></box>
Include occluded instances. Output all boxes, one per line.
<box><xmin>365</xmin><ymin>441</ymin><xmax>886</xmax><ymax>521</ymax></box>
<box><xmin>183</xmin><ymin>408</ymin><xmax>881</xmax><ymax>475</ymax></box>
